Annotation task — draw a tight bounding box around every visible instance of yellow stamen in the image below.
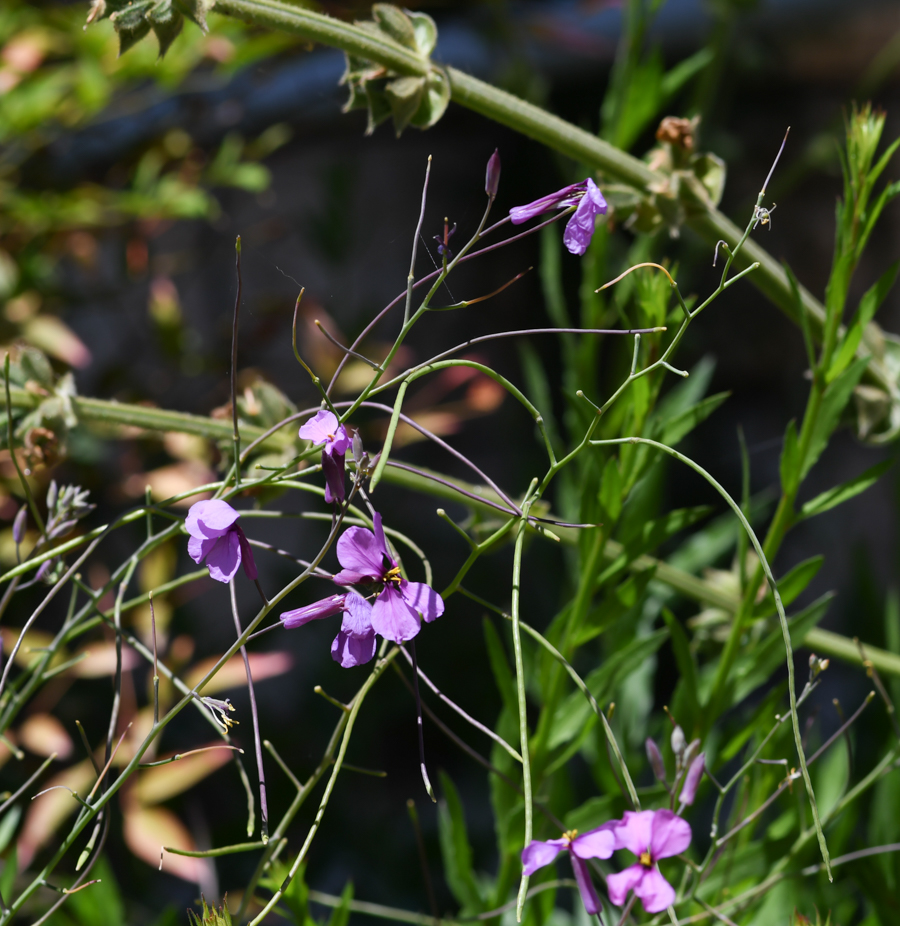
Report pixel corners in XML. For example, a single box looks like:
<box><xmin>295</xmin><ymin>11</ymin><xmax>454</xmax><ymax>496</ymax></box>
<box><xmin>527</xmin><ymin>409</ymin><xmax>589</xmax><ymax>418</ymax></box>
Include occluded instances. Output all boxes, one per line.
<box><xmin>639</xmin><ymin>851</ymin><xmax>652</xmax><ymax>868</ymax></box>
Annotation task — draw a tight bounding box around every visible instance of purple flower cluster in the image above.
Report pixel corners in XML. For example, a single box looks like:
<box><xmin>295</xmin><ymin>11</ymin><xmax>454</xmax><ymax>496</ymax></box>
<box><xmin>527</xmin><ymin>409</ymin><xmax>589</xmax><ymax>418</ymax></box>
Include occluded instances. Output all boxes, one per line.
<box><xmin>522</xmin><ymin>808</ymin><xmax>692</xmax><ymax>915</ymax></box>
<box><xmin>280</xmin><ymin>512</ymin><xmax>444</xmax><ymax>667</ymax></box>
<box><xmin>510</xmin><ymin>178</ymin><xmax>608</xmax><ymax>256</ymax></box>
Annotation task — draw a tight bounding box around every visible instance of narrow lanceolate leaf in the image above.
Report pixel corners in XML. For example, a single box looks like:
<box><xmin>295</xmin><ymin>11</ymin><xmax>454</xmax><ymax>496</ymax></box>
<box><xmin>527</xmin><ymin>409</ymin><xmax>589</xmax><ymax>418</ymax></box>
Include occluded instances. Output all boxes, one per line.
<box><xmin>780</xmin><ymin>419</ymin><xmax>800</xmax><ymax>497</ymax></box>
<box><xmin>828</xmin><ymin>260</ymin><xmax>899</xmax><ymax>383</ymax></box>
<box><xmin>437</xmin><ymin>772</ymin><xmax>484</xmax><ymax>914</ymax></box>
<box><xmin>658</xmin><ymin>390</ymin><xmax>730</xmax><ymax>447</ymax></box>
<box><xmin>799</xmin><ymin>458</ymin><xmax>893</xmax><ymax>519</ymax></box>
<box><xmin>752</xmin><ymin>555</ymin><xmax>824</xmax><ymax>619</ymax></box>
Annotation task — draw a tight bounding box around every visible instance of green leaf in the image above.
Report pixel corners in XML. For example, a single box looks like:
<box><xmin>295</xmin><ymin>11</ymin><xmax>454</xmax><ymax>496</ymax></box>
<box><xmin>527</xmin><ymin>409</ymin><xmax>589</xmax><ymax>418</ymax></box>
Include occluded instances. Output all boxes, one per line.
<box><xmin>802</xmin><ymin>356</ymin><xmax>870</xmax><ymax>480</ymax></box>
<box><xmin>438</xmin><ymin>771</ymin><xmax>484</xmax><ymax>914</ymax></box>
<box><xmin>483</xmin><ymin>618</ymin><xmax>516</xmax><ymax>714</ymax></box>
<box><xmin>598</xmin><ymin>455</ymin><xmax>623</xmax><ymax>523</ymax></box>
<box><xmin>779</xmin><ymin>419</ymin><xmax>800</xmax><ymax>496</ymax></box>
<box><xmin>800</xmin><ymin>458</ymin><xmax>893</xmax><ymax>519</ymax></box>
<box><xmin>732</xmin><ymin>593</ymin><xmax>833</xmax><ymax>703</ymax></box>
<box><xmin>660</xmin><ymin>47</ymin><xmax>714</xmax><ymax>98</ymax></box>
<box><xmin>371</xmin><ymin>4</ymin><xmax>418</xmax><ymax>50</ymax></box>
<box><xmin>752</xmin><ymin>555</ymin><xmax>824</xmax><ymax>619</ymax></box>
<box><xmin>326</xmin><ymin>882</ymin><xmax>355</xmax><ymax>926</ymax></box>
<box><xmin>654</xmin><ymin>356</ymin><xmax>715</xmax><ymax>422</ymax></box>
<box><xmin>662</xmin><ymin>608</ymin><xmax>699</xmax><ymax>719</ymax></box>
<box><xmin>408</xmin><ymin>10</ymin><xmax>438</xmax><ymax>57</ymax></box>
<box><xmin>549</xmin><ymin>628</ymin><xmax>669</xmax><ymax>749</ymax></box>
<box><xmin>577</xmin><ymin>567</ymin><xmax>655</xmax><ymax>646</ymax></box>
<box><xmin>384</xmin><ymin>75</ymin><xmax>426</xmax><ymax>136</ymax></box>
<box><xmin>0</xmin><ymin>807</ymin><xmax>20</xmax><ymax>856</ymax></box>
<box><xmin>658</xmin><ymin>390</ymin><xmax>730</xmax><ymax>447</ymax></box>
<box><xmin>600</xmin><ymin>506</ymin><xmax>712</xmax><ymax>586</ymax></box>
<box><xmin>828</xmin><ymin>261</ymin><xmax>898</xmax><ymax>382</ymax></box>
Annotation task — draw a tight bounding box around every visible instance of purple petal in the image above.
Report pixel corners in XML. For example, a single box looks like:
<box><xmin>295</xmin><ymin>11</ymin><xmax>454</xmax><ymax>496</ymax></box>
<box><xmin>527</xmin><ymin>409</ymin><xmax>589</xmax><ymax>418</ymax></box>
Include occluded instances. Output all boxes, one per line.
<box><xmin>186</xmin><ymin>499</ymin><xmax>240</xmax><ymax>539</ymax></box>
<box><xmin>570</xmin><ymin>822</ymin><xmax>617</xmax><ymax>859</ymax></box>
<box><xmin>331</xmin><ymin>629</ymin><xmax>377</xmax><ymax>668</ymax></box>
<box><xmin>341</xmin><ymin>592</ymin><xmax>375</xmax><ymax>637</ymax></box>
<box><xmin>236</xmin><ymin>526</ymin><xmax>258</xmax><ymax>580</ymax></box>
<box><xmin>205</xmin><ymin>531</ymin><xmax>242</xmax><ymax>584</ymax></box>
<box><xmin>520</xmin><ymin>839</ymin><xmax>567</xmax><ymax>875</ymax></box>
<box><xmin>570</xmin><ymin>855</ymin><xmax>601</xmax><ymax>915</ymax></box>
<box><xmin>370</xmin><ymin>584</ymin><xmax>421</xmax><ymax>643</ymax></box>
<box><xmin>372</xmin><ymin>512</ymin><xmax>391</xmax><ymax>560</ymax></box>
<box><xmin>299</xmin><ymin>410</ymin><xmax>340</xmax><ymax>445</ymax></box>
<box><xmin>509</xmin><ymin>182</ymin><xmax>586</xmax><ymax>225</ymax></box>
<box><xmin>614</xmin><ymin>810</ymin><xmax>655</xmax><ymax>857</ymax></box>
<box><xmin>633</xmin><ymin>866</ymin><xmax>675</xmax><ymax>914</ymax></box>
<box><xmin>649</xmin><ymin>810</ymin><xmax>691</xmax><ymax>860</ymax></box>
<box><xmin>680</xmin><ymin>753</ymin><xmax>705</xmax><ymax>807</ymax></box>
<box><xmin>401</xmin><ymin>581</ymin><xmax>444</xmax><ymax>624</ymax></box>
<box><xmin>606</xmin><ymin>864</ymin><xmax>645</xmax><ymax>907</ymax></box>
<box><xmin>562</xmin><ymin>179</ymin><xmax>607</xmax><ymax>256</ymax></box>
<box><xmin>188</xmin><ymin>534</ymin><xmax>217</xmax><ymax>566</ymax></box>
<box><xmin>334</xmin><ymin>525</ymin><xmax>385</xmax><ymax>583</ymax></box>
<box><xmin>280</xmin><ymin>594</ymin><xmax>347</xmax><ymax>629</ymax></box>
<box><xmin>322</xmin><ymin>451</ymin><xmax>346</xmax><ymax>503</ymax></box>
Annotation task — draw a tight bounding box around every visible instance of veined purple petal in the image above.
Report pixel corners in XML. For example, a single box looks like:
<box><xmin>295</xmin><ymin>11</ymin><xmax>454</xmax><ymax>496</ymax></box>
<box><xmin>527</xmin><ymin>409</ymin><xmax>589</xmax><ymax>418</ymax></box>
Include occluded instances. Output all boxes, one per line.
<box><xmin>205</xmin><ymin>531</ymin><xmax>242</xmax><ymax>584</ymax></box>
<box><xmin>520</xmin><ymin>838</ymin><xmax>567</xmax><ymax>875</ymax></box>
<box><xmin>372</xmin><ymin>512</ymin><xmax>392</xmax><ymax>561</ymax></box>
<box><xmin>280</xmin><ymin>594</ymin><xmax>347</xmax><ymax>629</ymax></box>
<box><xmin>186</xmin><ymin>499</ymin><xmax>240</xmax><ymax>539</ymax></box>
<box><xmin>633</xmin><ymin>866</ymin><xmax>675</xmax><ymax>914</ymax></box>
<box><xmin>562</xmin><ymin>178</ymin><xmax>607</xmax><ymax>256</ymax></box>
<box><xmin>300</xmin><ymin>410</ymin><xmax>352</xmax><ymax>455</ymax></box>
<box><xmin>570</xmin><ymin>823</ymin><xmax>616</xmax><ymax>859</ymax></box>
<box><xmin>614</xmin><ymin>810</ymin><xmax>655</xmax><ymax>857</ymax></box>
<box><xmin>570</xmin><ymin>855</ymin><xmax>601</xmax><ymax>915</ymax></box>
<box><xmin>509</xmin><ymin>182</ymin><xmax>586</xmax><ymax>225</ymax></box>
<box><xmin>680</xmin><ymin>753</ymin><xmax>705</xmax><ymax>807</ymax></box>
<box><xmin>341</xmin><ymin>592</ymin><xmax>375</xmax><ymax>637</ymax></box>
<box><xmin>331</xmin><ymin>629</ymin><xmax>377</xmax><ymax>668</ymax></box>
<box><xmin>334</xmin><ymin>525</ymin><xmax>385</xmax><ymax>583</ymax></box>
<box><xmin>649</xmin><ymin>810</ymin><xmax>691</xmax><ymax>860</ymax></box>
<box><xmin>236</xmin><ymin>526</ymin><xmax>258</xmax><ymax>580</ymax></box>
<box><xmin>606</xmin><ymin>864</ymin><xmax>645</xmax><ymax>907</ymax></box>
<box><xmin>322</xmin><ymin>451</ymin><xmax>346</xmax><ymax>503</ymax></box>
<box><xmin>401</xmin><ymin>580</ymin><xmax>444</xmax><ymax>624</ymax></box>
<box><xmin>188</xmin><ymin>533</ymin><xmax>218</xmax><ymax>566</ymax></box>
<box><xmin>370</xmin><ymin>584</ymin><xmax>421</xmax><ymax>643</ymax></box>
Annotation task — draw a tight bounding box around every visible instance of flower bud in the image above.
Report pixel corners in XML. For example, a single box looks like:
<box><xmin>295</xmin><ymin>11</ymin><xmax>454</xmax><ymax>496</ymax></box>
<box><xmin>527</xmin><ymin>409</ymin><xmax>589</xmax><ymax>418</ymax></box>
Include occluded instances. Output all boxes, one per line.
<box><xmin>646</xmin><ymin>738</ymin><xmax>665</xmax><ymax>782</ymax></box>
<box><xmin>46</xmin><ymin>480</ymin><xmax>58</xmax><ymax>515</ymax></box>
<box><xmin>12</xmin><ymin>506</ymin><xmax>27</xmax><ymax>545</ymax></box>
<box><xmin>679</xmin><ymin>753</ymin><xmax>705</xmax><ymax>807</ymax></box>
<box><xmin>671</xmin><ymin>725</ymin><xmax>685</xmax><ymax>758</ymax></box>
<box><xmin>352</xmin><ymin>430</ymin><xmax>365</xmax><ymax>467</ymax></box>
<box><xmin>485</xmin><ymin>148</ymin><xmax>501</xmax><ymax>199</ymax></box>
<box><xmin>682</xmin><ymin>738</ymin><xmax>701</xmax><ymax>769</ymax></box>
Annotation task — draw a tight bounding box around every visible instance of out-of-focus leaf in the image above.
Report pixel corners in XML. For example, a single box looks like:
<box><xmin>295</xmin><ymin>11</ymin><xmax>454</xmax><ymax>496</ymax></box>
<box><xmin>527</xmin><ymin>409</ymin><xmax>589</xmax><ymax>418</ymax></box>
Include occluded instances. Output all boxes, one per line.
<box><xmin>576</xmin><ymin>568</ymin><xmax>655</xmax><ymax>645</ymax></box>
<box><xmin>125</xmin><ymin>805</ymin><xmax>207</xmax><ymax>882</ymax></box>
<box><xmin>18</xmin><ymin>758</ymin><xmax>94</xmax><ymax>867</ymax></box>
<box><xmin>731</xmin><ymin>594</ymin><xmax>834</xmax><ymax>703</ymax></box>
<box><xmin>66</xmin><ymin>641</ymin><xmax>140</xmax><ymax>678</ymax></box>
<box><xmin>184</xmin><ymin>651</ymin><xmax>292</xmax><ymax>695</ymax></box>
<box><xmin>813</xmin><ymin>735</ymin><xmax>849</xmax><ymax>819</ymax></box>
<box><xmin>64</xmin><ymin>855</ymin><xmax>126</xmax><ymax>926</ymax></box>
<box><xmin>658</xmin><ymin>391</ymin><xmax>730</xmax><ymax>447</ymax></box>
<box><xmin>18</xmin><ymin>713</ymin><xmax>72</xmax><ymax>759</ymax></box>
<box><xmin>752</xmin><ymin>556</ymin><xmax>824</xmax><ymax>619</ymax></box>
<box><xmin>799</xmin><ymin>459</ymin><xmax>893</xmax><ymax>519</ymax></box>
<box><xmin>437</xmin><ymin>771</ymin><xmax>483</xmax><ymax>914</ymax></box>
<box><xmin>780</xmin><ymin>419</ymin><xmax>800</xmax><ymax>496</ymax></box>
<box><xmin>550</xmin><ymin>629</ymin><xmax>668</xmax><ymax>749</ymax></box>
<box><xmin>662</xmin><ymin>608</ymin><xmax>699</xmax><ymax>720</ymax></box>
<box><xmin>133</xmin><ymin>745</ymin><xmax>233</xmax><ymax>804</ymax></box>
<box><xmin>0</xmin><ymin>807</ymin><xmax>21</xmax><ymax>855</ymax></box>
<box><xmin>483</xmin><ymin>619</ymin><xmax>516</xmax><ymax>714</ymax></box>
<box><xmin>326</xmin><ymin>882</ymin><xmax>355</xmax><ymax>926</ymax></box>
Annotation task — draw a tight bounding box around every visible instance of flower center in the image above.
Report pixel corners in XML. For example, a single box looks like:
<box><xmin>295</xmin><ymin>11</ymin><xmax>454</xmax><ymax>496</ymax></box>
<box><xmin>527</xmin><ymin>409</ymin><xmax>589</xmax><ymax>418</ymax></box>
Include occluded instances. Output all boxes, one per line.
<box><xmin>562</xmin><ymin>829</ymin><xmax>578</xmax><ymax>843</ymax></box>
<box><xmin>384</xmin><ymin>565</ymin><xmax>403</xmax><ymax>586</ymax></box>
<box><xmin>639</xmin><ymin>851</ymin><xmax>652</xmax><ymax>868</ymax></box>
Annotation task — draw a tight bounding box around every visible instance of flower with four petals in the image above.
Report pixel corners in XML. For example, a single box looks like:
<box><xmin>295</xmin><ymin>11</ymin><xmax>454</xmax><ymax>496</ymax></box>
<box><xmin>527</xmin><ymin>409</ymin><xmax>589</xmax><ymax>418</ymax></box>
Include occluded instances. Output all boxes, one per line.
<box><xmin>186</xmin><ymin>499</ymin><xmax>257</xmax><ymax>584</ymax></box>
<box><xmin>510</xmin><ymin>178</ymin><xmax>608</xmax><ymax>256</ymax></box>
<box><xmin>299</xmin><ymin>410</ymin><xmax>351</xmax><ymax>503</ymax></box>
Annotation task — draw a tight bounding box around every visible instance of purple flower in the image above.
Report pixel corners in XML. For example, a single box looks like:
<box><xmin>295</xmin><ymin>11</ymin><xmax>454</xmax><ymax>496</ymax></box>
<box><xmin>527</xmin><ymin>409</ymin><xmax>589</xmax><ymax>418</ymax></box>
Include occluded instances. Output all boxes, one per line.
<box><xmin>281</xmin><ymin>591</ymin><xmax>377</xmax><ymax>668</ymax></box>
<box><xmin>186</xmin><ymin>499</ymin><xmax>258</xmax><ymax>584</ymax></box>
<box><xmin>299</xmin><ymin>410</ymin><xmax>351</xmax><ymax>503</ymax></box>
<box><xmin>510</xmin><ymin>178</ymin><xmax>608</xmax><ymax>256</ymax></box>
<box><xmin>521</xmin><ymin>825</ymin><xmax>617</xmax><ymax>915</ymax></box>
<box><xmin>607</xmin><ymin>810</ymin><xmax>691</xmax><ymax>914</ymax></box>
<box><xmin>333</xmin><ymin>513</ymin><xmax>444</xmax><ymax>643</ymax></box>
